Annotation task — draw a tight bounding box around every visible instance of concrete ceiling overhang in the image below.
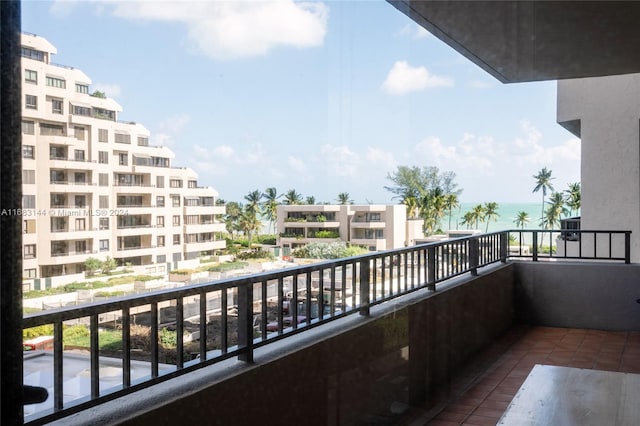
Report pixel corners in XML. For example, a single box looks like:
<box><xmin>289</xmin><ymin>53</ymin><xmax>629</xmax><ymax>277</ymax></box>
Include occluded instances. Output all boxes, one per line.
<box><xmin>388</xmin><ymin>0</ymin><xmax>640</xmax><ymax>83</ymax></box>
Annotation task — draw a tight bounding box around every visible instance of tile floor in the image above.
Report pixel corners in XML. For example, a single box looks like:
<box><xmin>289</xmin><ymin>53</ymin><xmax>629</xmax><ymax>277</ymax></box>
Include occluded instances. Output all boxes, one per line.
<box><xmin>410</xmin><ymin>325</ymin><xmax>640</xmax><ymax>425</ymax></box>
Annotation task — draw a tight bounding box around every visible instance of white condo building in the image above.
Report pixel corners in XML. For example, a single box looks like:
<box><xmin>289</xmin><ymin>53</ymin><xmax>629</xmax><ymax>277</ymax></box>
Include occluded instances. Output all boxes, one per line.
<box><xmin>20</xmin><ymin>33</ymin><xmax>226</xmax><ymax>285</ymax></box>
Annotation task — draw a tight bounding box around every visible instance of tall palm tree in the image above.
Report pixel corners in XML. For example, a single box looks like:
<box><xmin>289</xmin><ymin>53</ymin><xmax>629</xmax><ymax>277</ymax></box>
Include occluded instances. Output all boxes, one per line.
<box><xmin>470</xmin><ymin>204</ymin><xmax>485</xmax><ymax>230</ymax></box>
<box><xmin>533</xmin><ymin>167</ymin><xmax>555</xmax><ymax>225</ymax></box>
<box><xmin>514</xmin><ymin>211</ymin><xmax>530</xmax><ymax>229</ymax></box>
<box><xmin>224</xmin><ymin>201</ymin><xmax>242</xmax><ymax>239</ymax></box>
<box><xmin>544</xmin><ymin>192</ymin><xmax>569</xmax><ymax>228</ymax></box>
<box><xmin>460</xmin><ymin>211</ymin><xmax>475</xmax><ymax>229</ymax></box>
<box><xmin>483</xmin><ymin>202</ymin><xmax>500</xmax><ymax>232</ymax></box>
<box><xmin>238</xmin><ymin>206</ymin><xmax>262</xmax><ymax>248</ymax></box>
<box><xmin>419</xmin><ymin>187</ymin><xmax>446</xmax><ymax>234</ymax></box>
<box><xmin>443</xmin><ymin>193</ymin><xmax>460</xmax><ymax>231</ymax></box>
<box><xmin>284</xmin><ymin>189</ymin><xmax>303</xmax><ymax>205</ymax></box>
<box><xmin>565</xmin><ymin>182</ymin><xmax>581</xmax><ymax>216</ymax></box>
<box><xmin>305</xmin><ymin>196</ymin><xmax>316</xmax><ymax>205</ymax></box>
<box><xmin>262</xmin><ymin>187</ymin><xmax>280</xmax><ymax>234</ymax></box>
<box><xmin>244</xmin><ymin>189</ymin><xmax>263</xmax><ymax>216</ymax></box>
<box><xmin>336</xmin><ymin>192</ymin><xmax>353</xmax><ymax>205</ymax></box>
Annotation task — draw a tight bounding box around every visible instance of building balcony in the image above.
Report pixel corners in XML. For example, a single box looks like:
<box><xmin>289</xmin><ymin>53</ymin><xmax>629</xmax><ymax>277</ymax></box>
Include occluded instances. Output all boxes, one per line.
<box><xmin>20</xmin><ymin>230</ymin><xmax>635</xmax><ymax>425</ymax></box>
<box><xmin>182</xmin><ymin>205</ymin><xmax>219</xmax><ymax>215</ymax></box>
<box><xmin>183</xmin><ymin>240</ymin><xmax>225</xmax><ymax>253</ymax></box>
<box><xmin>115</xmin><ymin>225</ymin><xmax>155</xmax><ymax>236</ymax></box>
<box><xmin>183</xmin><ymin>223</ymin><xmax>225</xmax><ymax>234</ymax></box>
<box><xmin>350</xmin><ymin>238</ymin><xmax>386</xmax><ymax>250</ymax></box>
<box><xmin>350</xmin><ymin>221</ymin><xmax>386</xmax><ymax>229</ymax></box>
<box><xmin>114</xmin><ymin>245</ymin><xmax>156</xmax><ymax>257</ymax></box>
<box><xmin>45</xmin><ymin>250</ymin><xmax>96</xmax><ymax>264</ymax></box>
<box><xmin>38</xmin><ymin>134</ymin><xmax>77</xmax><ymax>146</ymax></box>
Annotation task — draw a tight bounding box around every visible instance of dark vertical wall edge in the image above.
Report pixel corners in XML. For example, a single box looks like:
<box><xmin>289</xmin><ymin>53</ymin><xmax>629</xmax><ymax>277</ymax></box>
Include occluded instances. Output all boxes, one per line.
<box><xmin>1</xmin><ymin>1</ymin><xmax>23</xmax><ymax>425</ymax></box>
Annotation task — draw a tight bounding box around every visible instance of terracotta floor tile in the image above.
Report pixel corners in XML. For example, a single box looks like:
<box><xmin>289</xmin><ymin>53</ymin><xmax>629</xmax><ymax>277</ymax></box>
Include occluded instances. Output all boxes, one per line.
<box><xmin>427</xmin><ymin>420</ymin><xmax>460</xmax><ymax>426</ymax></box>
<box><xmin>486</xmin><ymin>391</ymin><xmax>515</xmax><ymax>403</ymax></box>
<box><xmin>478</xmin><ymin>399</ymin><xmax>510</xmax><ymax>411</ymax></box>
<box><xmin>435</xmin><ymin>410</ymin><xmax>468</xmax><ymax>422</ymax></box>
<box><xmin>444</xmin><ymin>403</ymin><xmax>475</xmax><ymax>415</ymax></box>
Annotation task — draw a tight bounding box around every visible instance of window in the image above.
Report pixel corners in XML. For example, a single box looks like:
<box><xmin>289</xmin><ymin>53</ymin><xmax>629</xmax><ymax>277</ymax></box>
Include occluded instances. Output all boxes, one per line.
<box><xmin>75</xmin><ymin>218</ymin><xmax>86</xmax><ymax>231</ymax></box>
<box><xmin>156</xmin><ymin>196</ymin><xmax>165</xmax><ymax>207</ymax></box>
<box><xmin>50</xmin><ymin>170</ymin><xmax>66</xmax><ymax>183</ymax></box>
<box><xmin>51</xmin><ymin>217</ymin><xmax>67</xmax><ymax>232</ymax></box>
<box><xmin>25</xmin><ymin>69</ymin><xmax>37</xmax><ymax>84</ymax></box>
<box><xmin>119</xmin><ymin>153</ymin><xmax>128</xmax><ymax>166</ymax></box>
<box><xmin>24</xmin><ymin>244</ymin><xmax>36</xmax><ymax>259</ymax></box>
<box><xmin>21</xmin><ymin>120</ymin><xmax>35</xmax><ymax>135</ymax></box>
<box><xmin>75</xmin><ymin>195</ymin><xmax>86</xmax><ymax>208</ymax></box>
<box><xmin>185</xmin><ymin>197</ymin><xmax>199</xmax><ymax>207</ymax></box>
<box><xmin>22</xmin><ymin>170</ymin><xmax>35</xmax><ymax>185</ymax></box>
<box><xmin>51</xmin><ymin>241</ymin><xmax>67</xmax><ymax>256</ymax></box>
<box><xmin>40</xmin><ymin>123</ymin><xmax>64</xmax><ymax>136</ymax></box>
<box><xmin>137</xmin><ymin>136</ymin><xmax>149</xmax><ymax>146</ymax></box>
<box><xmin>173</xmin><ymin>234</ymin><xmax>181</xmax><ymax>245</ymax></box>
<box><xmin>24</xmin><ymin>269</ymin><xmax>37</xmax><ymax>279</ymax></box>
<box><xmin>99</xmin><ymin>218</ymin><xmax>109</xmax><ymax>230</ymax></box>
<box><xmin>156</xmin><ymin>176</ymin><xmax>164</xmax><ymax>188</ymax></box>
<box><xmin>170</xmin><ymin>179</ymin><xmax>183</xmax><ymax>188</ymax></box>
<box><xmin>114</xmin><ymin>132</ymin><xmax>131</xmax><ymax>144</ymax></box>
<box><xmin>152</xmin><ymin>157</ymin><xmax>170</xmax><ymax>167</ymax></box>
<box><xmin>98</xmin><ymin>151</ymin><xmax>109</xmax><ymax>164</ymax></box>
<box><xmin>75</xmin><ymin>241</ymin><xmax>87</xmax><ymax>253</ymax></box>
<box><xmin>172</xmin><ymin>195</ymin><xmax>180</xmax><ymax>207</ymax></box>
<box><xmin>25</xmin><ymin>94</ymin><xmax>37</xmax><ymax>109</ymax></box>
<box><xmin>50</xmin><ymin>194</ymin><xmax>67</xmax><ymax>208</ymax></box>
<box><xmin>99</xmin><ymin>173</ymin><xmax>109</xmax><ymax>186</ymax></box>
<box><xmin>99</xmin><ymin>196</ymin><xmax>109</xmax><ymax>209</ymax></box>
<box><xmin>156</xmin><ymin>216</ymin><xmax>165</xmax><ymax>228</ymax></box>
<box><xmin>157</xmin><ymin>236</ymin><xmax>165</xmax><ymax>247</ymax></box>
<box><xmin>22</xmin><ymin>145</ymin><xmax>34</xmax><ymax>159</ymax></box>
<box><xmin>99</xmin><ymin>240</ymin><xmax>109</xmax><ymax>251</ymax></box>
<box><xmin>172</xmin><ymin>253</ymin><xmax>182</xmax><ymax>262</ymax></box>
<box><xmin>50</xmin><ymin>146</ymin><xmax>66</xmax><ymax>159</ymax></box>
<box><xmin>74</xmin><ymin>126</ymin><xmax>85</xmax><ymax>141</ymax></box>
<box><xmin>173</xmin><ymin>215</ymin><xmax>180</xmax><ymax>226</ymax></box>
<box><xmin>188</xmin><ymin>180</ymin><xmax>197</xmax><ymax>188</ymax></box>
<box><xmin>23</xmin><ymin>219</ymin><xmax>36</xmax><ymax>234</ymax></box>
<box><xmin>76</xmin><ymin>83</ymin><xmax>89</xmax><ymax>94</ymax></box>
<box><xmin>98</xmin><ymin>128</ymin><xmax>108</xmax><ymax>143</ymax></box>
<box><xmin>93</xmin><ymin>108</ymin><xmax>115</xmax><ymax>121</ymax></box>
<box><xmin>74</xmin><ymin>149</ymin><xmax>85</xmax><ymax>161</ymax></box>
<box><xmin>22</xmin><ymin>47</ymin><xmax>45</xmax><ymax>61</ymax></box>
<box><xmin>23</xmin><ymin>195</ymin><xmax>35</xmax><ymax>209</ymax></box>
<box><xmin>74</xmin><ymin>172</ymin><xmax>86</xmax><ymax>184</ymax></box>
<box><xmin>157</xmin><ymin>254</ymin><xmax>166</xmax><ymax>263</ymax></box>
<box><xmin>72</xmin><ymin>104</ymin><xmax>91</xmax><ymax>116</ymax></box>
<box><xmin>52</xmin><ymin>99</ymin><xmax>63</xmax><ymax>114</ymax></box>
<box><xmin>46</xmin><ymin>76</ymin><xmax>66</xmax><ymax>88</ymax></box>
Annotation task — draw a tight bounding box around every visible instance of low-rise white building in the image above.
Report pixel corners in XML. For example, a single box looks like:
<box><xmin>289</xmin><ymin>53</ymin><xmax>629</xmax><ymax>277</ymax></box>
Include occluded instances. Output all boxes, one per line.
<box><xmin>277</xmin><ymin>204</ymin><xmax>418</xmax><ymax>252</ymax></box>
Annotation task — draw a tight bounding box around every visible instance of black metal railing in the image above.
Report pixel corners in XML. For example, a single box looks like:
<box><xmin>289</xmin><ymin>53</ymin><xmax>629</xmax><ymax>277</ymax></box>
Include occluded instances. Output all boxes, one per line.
<box><xmin>21</xmin><ymin>229</ymin><xmax>630</xmax><ymax>424</ymax></box>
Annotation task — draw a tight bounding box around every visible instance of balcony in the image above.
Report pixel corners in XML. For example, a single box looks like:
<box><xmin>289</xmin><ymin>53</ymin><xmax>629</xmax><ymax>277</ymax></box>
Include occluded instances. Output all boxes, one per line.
<box><xmin>19</xmin><ymin>230</ymin><xmax>635</xmax><ymax>425</ymax></box>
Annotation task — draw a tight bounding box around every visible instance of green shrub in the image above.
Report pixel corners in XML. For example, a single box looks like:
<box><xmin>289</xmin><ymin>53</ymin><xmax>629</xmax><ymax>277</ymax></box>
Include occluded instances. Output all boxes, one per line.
<box><xmin>313</xmin><ymin>230</ymin><xmax>340</xmax><ymax>238</ymax></box>
<box><xmin>23</xmin><ymin>324</ymin><xmax>54</xmax><ymax>340</ymax></box>
<box><xmin>207</xmin><ymin>261</ymin><xmax>248</xmax><ymax>272</ymax></box>
<box><xmin>159</xmin><ymin>328</ymin><xmax>177</xmax><ymax>348</ymax></box>
<box><xmin>171</xmin><ymin>269</ymin><xmax>194</xmax><ymax>275</ymax></box>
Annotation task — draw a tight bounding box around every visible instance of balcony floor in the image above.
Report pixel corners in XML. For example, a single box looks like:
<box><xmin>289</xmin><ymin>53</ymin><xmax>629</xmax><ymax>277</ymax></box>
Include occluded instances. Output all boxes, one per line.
<box><xmin>405</xmin><ymin>325</ymin><xmax>640</xmax><ymax>425</ymax></box>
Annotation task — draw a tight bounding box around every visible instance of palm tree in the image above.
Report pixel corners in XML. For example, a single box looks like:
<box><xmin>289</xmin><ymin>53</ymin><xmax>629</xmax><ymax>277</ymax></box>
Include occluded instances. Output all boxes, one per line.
<box><xmin>460</xmin><ymin>211</ymin><xmax>475</xmax><ymax>229</ymax></box>
<box><xmin>544</xmin><ymin>192</ymin><xmax>569</xmax><ymax>228</ymax></box>
<box><xmin>244</xmin><ymin>189</ymin><xmax>263</xmax><ymax>216</ymax></box>
<box><xmin>443</xmin><ymin>193</ymin><xmax>460</xmax><ymax>230</ymax></box>
<box><xmin>565</xmin><ymin>182</ymin><xmax>581</xmax><ymax>216</ymax></box>
<box><xmin>238</xmin><ymin>206</ymin><xmax>262</xmax><ymax>248</ymax></box>
<box><xmin>533</xmin><ymin>167</ymin><xmax>555</xmax><ymax>225</ymax></box>
<box><xmin>514</xmin><ymin>211</ymin><xmax>530</xmax><ymax>229</ymax></box>
<box><xmin>483</xmin><ymin>202</ymin><xmax>500</xmax><ymax>232</ymax></box>
<box><xmin>224</xmin><ymin>201</ymin><xmax>242</xmax><ymax>239</ymax></box>
<box><xmin>419</xmin><ymin>187</ymin><xmax>446</xmax><ymax>234</ymax></box>
<box><xmin>305</xmin><ymin>196</ymin><xmax>316</xmax><ymax>205</ymax></box>
<box><xmin>468</xmin><ymin>204</ymin><xmax>485</xmax><ymax>230</ymax></box>
<box><xmin>336</xmin><ymin>192</ymin><xmax>353</xmax><ymax>205</ymax></box>
<box><xmin>262</xmin><ymin>187</ymin><xmax>280</xmax><ymax>234</ymax></box>
<box><xmin>402</xmin><ymin>195</ymin><xmax>419</xmax><ymax>219</ymax></box>
<box><xmin>283</xmin><ymin>189</ymin><xmax>303</xmax><ymax>205</ymax></box>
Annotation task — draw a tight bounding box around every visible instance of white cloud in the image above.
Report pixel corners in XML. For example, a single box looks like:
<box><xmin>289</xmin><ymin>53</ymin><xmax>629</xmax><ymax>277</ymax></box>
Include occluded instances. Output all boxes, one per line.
<box><xmin>398</xmin><ymin>23</ymin><xmax>430</xmax><ymax>39</ymax></box>
<box><xmin>288</xmin><ymin>156</ymin><xmax>306</xmax><ymax>173</ymax></box>
<box><xmin>467</xmin><ymin>79</ymin><xmax>494</xmax><ymax>89</ymax></box>
<box><xmin>91</xmin><ymin>83</ymin><xmax>121</xmax><ymax>98</ymax></box>
<box><xmin>100</xmin><ymin>0</ymin><xmax>328</xmax><ymax>60</ymax></box>
<box><xmin>151</xmin><ymin>114</ymin><xmax>191</xmax><ymax>146</ymax></box>
<box><xmin>381</xmin><ymin>60</ymin><xmax>453</xmax><ymax>95</ymax></box>
<box><xmin>365</xmin><ymin>147</ymin><xmax>396</xmax><ymax>170</ymax></box>
<box><xmin>319</xmin><ymin>144</ymin><xmax>360</xmax><ymax>177</ymax></box>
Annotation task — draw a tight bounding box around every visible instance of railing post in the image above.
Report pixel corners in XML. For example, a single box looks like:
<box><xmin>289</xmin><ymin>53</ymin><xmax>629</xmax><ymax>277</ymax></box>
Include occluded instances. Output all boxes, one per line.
<box><xmin>238</xmin><ymin>283</ymin><xmax>254</xmax><ymax>363</ymax></box>
<box><xmin>359</xmin><ymin>258</ymin><xmax>370</xmax><ymax>316</ymax></box>
<box><xmin>625</xmin><ymin>232</ymin><xmax>631</xmax><ymax>264</ymax></box>
<box><xmin>500</xmin><ymin>232</ymin><xmax>508</xmax><ymax>263</ymax></box>
<box><xmin>427</xmin><ymin>246</ymin><xmax>436</xmax><ymax>291</ymax></box>
<box><xmin>532</xmin><ymin>232</ymin><xmax>538</xmax><ymax>262</ymax></box>
<box><xmin>469</xmin><ymin>238</ymin><xmax>479</xmax><ymax>276</ymax></box>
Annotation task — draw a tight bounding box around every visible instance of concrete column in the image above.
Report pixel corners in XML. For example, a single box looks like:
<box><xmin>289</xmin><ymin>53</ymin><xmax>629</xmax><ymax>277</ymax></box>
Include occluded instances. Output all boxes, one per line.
<box><xmin>558</xmin><ymin>74</ymin><xmax>640</xmax><ymax>262</ymax></box>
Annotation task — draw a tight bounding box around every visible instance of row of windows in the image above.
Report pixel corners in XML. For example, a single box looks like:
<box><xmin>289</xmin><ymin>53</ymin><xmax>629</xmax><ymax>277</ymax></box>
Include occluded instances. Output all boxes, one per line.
<box><xmin>23</xmin><ymin>68</ymin><xmax>89</xmax><ymax>94</ymax></box>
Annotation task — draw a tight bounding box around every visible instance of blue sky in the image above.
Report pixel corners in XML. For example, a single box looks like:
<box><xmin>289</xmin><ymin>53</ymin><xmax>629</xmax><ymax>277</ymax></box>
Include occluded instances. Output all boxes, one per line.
<box><xmin>23</xmin><ymin>0</ymin><xmax>580</xmax><ymax>205</ymax></box>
